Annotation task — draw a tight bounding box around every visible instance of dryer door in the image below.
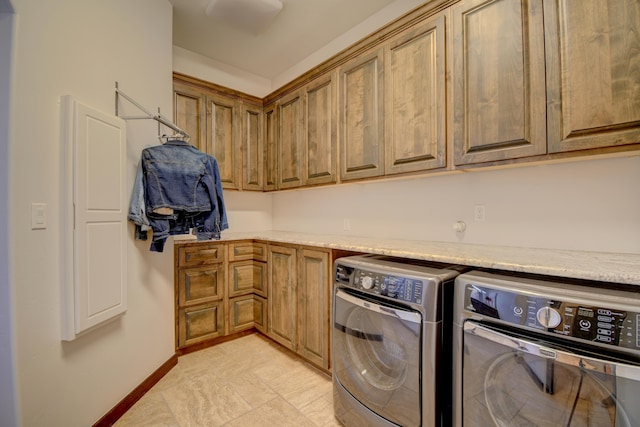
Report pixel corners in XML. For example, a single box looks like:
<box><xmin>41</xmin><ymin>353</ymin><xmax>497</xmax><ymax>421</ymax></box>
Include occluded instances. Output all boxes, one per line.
<box><xmin>462</xmin><ymin>321</ymin><xmax>640</xmax><ymax>427</ymax></box>
<box><xmin>333</xmin><ymin>288</ymin><xmax>422</xmax><ymax>427</ymax></box>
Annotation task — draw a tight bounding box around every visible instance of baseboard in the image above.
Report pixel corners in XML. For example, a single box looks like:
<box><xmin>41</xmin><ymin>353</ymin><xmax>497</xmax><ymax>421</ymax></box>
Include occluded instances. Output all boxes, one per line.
<box><xmin>92</xmin><ymin>353</ymin><xmax>178</xmax><ymax>427</ymax></box>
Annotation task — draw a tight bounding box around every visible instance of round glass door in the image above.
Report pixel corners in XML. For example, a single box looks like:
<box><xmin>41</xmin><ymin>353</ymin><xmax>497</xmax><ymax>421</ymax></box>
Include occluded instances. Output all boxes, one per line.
<box><xmin>345</xmin><ymin>306</ymin><xmax>410</xmax><ymax>391</ymax></box>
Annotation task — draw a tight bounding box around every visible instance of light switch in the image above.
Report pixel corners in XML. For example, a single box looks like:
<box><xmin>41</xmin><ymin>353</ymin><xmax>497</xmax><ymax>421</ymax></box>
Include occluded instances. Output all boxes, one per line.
<box><xmin>31</xmin><ymin>203</ymin><xmax>47</xmax><ymax>230</ymax></box>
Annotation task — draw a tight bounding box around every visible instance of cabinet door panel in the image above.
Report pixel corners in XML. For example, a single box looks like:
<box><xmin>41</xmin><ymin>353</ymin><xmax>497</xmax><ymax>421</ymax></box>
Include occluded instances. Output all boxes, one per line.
<box><xmin>253</xmin><ymin>295</ymin><xmax>267</xmax><ymax>334</ymax></box>
<box><xmin>178</xmin><ymin>243</ymin><xmax>225</xmax><ymax>266</ymax></box>
<box><xmin>229</xmin><ymin>241</ymin><xmax>267</xmax><ymax>262</ymax></box>
<box><xmin>545</xmin><ymin>0</ymin><xmax>640</xmax><ymax>153</ymax></box>
<box><xmin>173</xmin><ymin>83</ymin><xmax>207</xmax><ymax>152</ymax></box>
<box><xmin>297</xmin><ymin>248</ymin><xmax>331</xmax><ymax>369</ymax></box>
<box><xmin>229</xmin><ymin>260</ymin><xmax>266</xmax><ymax>297</ymax></box>
<box><xmin>178</xmin><ymin>302</ymin><xmax>224</xmax><ymax>348</ymax></box>
<box><xmin>229</xmin><ymin>295</ymin><xmax>255</xmax><ymax>333</ymax></box>
<box><xmin>452</xmin><ymin>0</ymin><xmax>546</xmax><ymax>165</ymax></box>
<box><xmin>385</xmin><ymin>14</ymin><xmax>446</xmax><ymax>174</ymax></box>
<box><xmin>263</xmin><ymin>104</ymin><xmax>278</xmax><ymax>191</ymax></box>
<box><xmin>207</xmin><ymin>93</ymin><xmax>240</xmax><ymax>189</ymax></box>
<box><xmin>178</xmin><ymin>264</ymin><xmax>224</xmax><ymax>306</ymax></box>
<box><xmin>340</xmin><ymin>49</ymin><xmax>385</xmax><ymax>180</ymax></box>
<box><xmin>305</xmin><ymin>74</ymin><xmax>337</xmax><ymax>185</ymax></box>
<box><xmin>278</xmin><ymin>92</ymin><xmax>305</xmax><ymax>189</ymax></box>
<box><xmin>242</xmin><ymin>104</ymin><xmax>264</xmax><ymax>190</ymax></box>
<box><xmin>268</xmin><ymin>245</ymin><xmax>297</xmax><ymax>350</ymax></box>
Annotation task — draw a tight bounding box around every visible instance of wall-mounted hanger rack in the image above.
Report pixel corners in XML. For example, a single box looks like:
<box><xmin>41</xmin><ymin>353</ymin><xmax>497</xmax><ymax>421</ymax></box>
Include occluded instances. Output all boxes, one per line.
<box><xmin>114</xmin><ymin>81</ymin><xmax>190</xmax><ymax>140</ymax></box>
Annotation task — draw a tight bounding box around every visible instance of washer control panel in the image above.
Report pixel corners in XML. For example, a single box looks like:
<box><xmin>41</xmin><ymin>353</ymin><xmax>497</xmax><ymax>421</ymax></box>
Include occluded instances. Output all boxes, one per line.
<box><xmin>338</xmin><ymin>267</ymin><xmax>425</xmax><ymax>304</ymax></box>
<box><xmin>464</xmin><ymin>283</ymin><xmax>640</xmax><ymax>351</ymax></box>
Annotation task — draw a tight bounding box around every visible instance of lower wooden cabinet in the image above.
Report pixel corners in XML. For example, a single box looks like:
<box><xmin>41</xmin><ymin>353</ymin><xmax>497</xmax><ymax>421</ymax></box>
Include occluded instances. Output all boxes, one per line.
<box><xmin>268</xmin><ymin>244</ymin><xmax>332</xmax><ymax>370</ymax></box>
<box><xmin>175</xmin><ymin>240</ymin><xmax>333</xmax><ymax>370</ymax></box>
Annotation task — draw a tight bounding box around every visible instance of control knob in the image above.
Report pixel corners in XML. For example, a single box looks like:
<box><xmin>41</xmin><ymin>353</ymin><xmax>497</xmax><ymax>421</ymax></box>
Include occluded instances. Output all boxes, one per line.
<box><xmin>536</xmin><ymin>307</ymin><xmax>562</xmax><ymax>328</ymax></box>
<box><xmin>361</xmin><ymin>276</ymin><xmax>374</xmax><ymax>290</ymax></box>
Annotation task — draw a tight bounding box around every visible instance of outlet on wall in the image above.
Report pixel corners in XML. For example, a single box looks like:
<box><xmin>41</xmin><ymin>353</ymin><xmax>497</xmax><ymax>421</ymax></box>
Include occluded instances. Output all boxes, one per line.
<box><xmin>474</xmin><ymin>204</ymin><xmax>486</xmax><ymax>222</ymax></box>
<box><xmin>343</xmin><ymin>218</ymin><xmax>351</xmax><ymax>231</ymax></box>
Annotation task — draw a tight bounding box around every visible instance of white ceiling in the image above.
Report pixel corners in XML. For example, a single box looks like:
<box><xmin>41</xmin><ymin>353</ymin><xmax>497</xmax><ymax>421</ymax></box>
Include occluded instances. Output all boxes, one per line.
<box><xmin>169</xmin><ymin>0</ymin><xmax>412</xmax><ymax>80</ymax></box>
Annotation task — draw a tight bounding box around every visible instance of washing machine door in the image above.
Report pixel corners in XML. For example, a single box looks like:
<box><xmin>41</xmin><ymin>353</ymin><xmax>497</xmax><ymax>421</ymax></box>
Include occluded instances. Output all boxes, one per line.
<box><xmin>462</xmin><ymin>321</ymin><xmax>640</xmax><ymax>427</ymax></box>
<box><xmin>333</xmin><ymin>288</ymin><xmax>422</xmax><ymax>427</ymax></box>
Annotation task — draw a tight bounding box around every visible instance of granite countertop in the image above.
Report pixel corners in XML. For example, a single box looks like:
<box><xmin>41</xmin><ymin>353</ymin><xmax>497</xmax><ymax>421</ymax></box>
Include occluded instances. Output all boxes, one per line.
<box><xmin>176</xmin><ymin>231</ymin><xmax>640</xmax><ymax>286</ymax></box>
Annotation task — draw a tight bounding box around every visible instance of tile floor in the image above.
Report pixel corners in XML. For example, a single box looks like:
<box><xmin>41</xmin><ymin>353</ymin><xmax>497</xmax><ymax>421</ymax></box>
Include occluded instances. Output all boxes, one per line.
<box><xmin>114</xmin><ymin>333</ymin><xmax>341</xmax><ymax>427</ymax></box>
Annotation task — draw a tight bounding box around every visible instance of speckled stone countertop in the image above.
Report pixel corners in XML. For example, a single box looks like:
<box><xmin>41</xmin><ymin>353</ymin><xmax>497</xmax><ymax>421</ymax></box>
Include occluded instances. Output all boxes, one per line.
<box><xmin>176</xmin><ymin>231</ymin><xmax>640</xmax><ymax>286</ymax></box>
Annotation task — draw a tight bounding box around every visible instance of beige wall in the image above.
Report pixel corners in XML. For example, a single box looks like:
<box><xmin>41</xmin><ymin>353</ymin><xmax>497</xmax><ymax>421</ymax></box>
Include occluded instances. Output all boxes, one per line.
<box><xmin>9</xmin><ymin>1</ymin><xmax>176</xmax><ymax>425</ymax></box>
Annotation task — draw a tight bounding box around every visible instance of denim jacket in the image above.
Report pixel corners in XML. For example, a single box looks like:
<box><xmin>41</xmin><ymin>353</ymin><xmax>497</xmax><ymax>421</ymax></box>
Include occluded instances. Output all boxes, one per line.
<box><xmin>128</xmin><ymin>140</ymin><xmax>228</xmax><ymax>252</ymax></box>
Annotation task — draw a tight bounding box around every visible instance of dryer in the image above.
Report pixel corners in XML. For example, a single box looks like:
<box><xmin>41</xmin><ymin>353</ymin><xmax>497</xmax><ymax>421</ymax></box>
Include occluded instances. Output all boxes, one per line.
<box><xmin>332</xmin><ymin>255</ymin><xmax>466</xmax><ymax>427</ymax></box>
<box><xmin>452</xmin><ymin>270</ymin><xmax>640</xmax><ymax>427</ymax></box>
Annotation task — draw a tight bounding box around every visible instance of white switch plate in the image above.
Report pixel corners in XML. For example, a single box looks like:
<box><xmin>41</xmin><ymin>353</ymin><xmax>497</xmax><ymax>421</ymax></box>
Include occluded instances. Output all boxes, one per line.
<box><xmin>343</xmin><ymin>218</ymin><xmax>351</xmax><ymax>231</ymax></box>
<box><xmin>31</xmin><ymin>202</ymin><xmax>47</xmax><ymax>229</ymax></box>
<box><xmin>474</xmin><ymin>204</ymin><xmax>486</xmax><ymax>222</ymax></box>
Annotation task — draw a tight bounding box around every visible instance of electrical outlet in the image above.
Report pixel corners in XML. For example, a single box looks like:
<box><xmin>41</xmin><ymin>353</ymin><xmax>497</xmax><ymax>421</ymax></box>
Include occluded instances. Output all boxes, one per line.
<box><xmin>343</xmin><ymin>218</ymin><xmax>351</xmax><ymax>231</ymax></box>
<box><xmin>474</xmin><ymin>204</ymin><xmax>486</xmax><ymax>222</ymax></box>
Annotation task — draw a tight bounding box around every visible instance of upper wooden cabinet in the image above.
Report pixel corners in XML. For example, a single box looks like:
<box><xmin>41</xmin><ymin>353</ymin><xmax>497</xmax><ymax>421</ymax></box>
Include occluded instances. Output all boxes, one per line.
<box><xmin>384</xmin><ymin>13</ymin><xmax>447</xmax><ymax>175</ymax></box>
<box><xmin>304</xmin><ymin>73</ymin><xmax>338</xmax><ymax>186</ymax></box>
<box><xmin>339</xmin><ymin>48</ymin><xmax>385</xmax><ymax>181</ymax></box>
<box><xmin>173</xmin><ymin>76</ymin><xmax>262</xmax><ymax>191</ymax></box>
<box><xmin>544</xmin><ymin>0</ymin><xmax>640</xmax><ymax>153</ymax></box>
<box><xmin>278</xmin><ymin>91</ymin><xmax>305</xmax><ymax>189</ymax></box>
<box><xmin>451</xmin><ymin>0</ymin><xmax>547</xmax><ymax>165</ymax></box>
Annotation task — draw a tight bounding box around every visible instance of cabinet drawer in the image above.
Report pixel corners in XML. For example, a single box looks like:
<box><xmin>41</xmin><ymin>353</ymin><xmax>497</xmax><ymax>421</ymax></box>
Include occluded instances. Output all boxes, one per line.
<box><xmin>178</xmin><ymin>301</ymin><xmax>224</xmax><ymax>348</ymax></box>
<box><xmin>177</xmin><ymin>243</ymin><xmax>225</xmax><ymax>267</ymax></box>
<box><xmin>229</xmin><ymin>260</ymin><xmax>266</xmax><ymax>297</ymax></box>
<box><xmin>178</xmin><ymin>264</ymin><xmax>224</xmax><ymax>306</ymax></box>
<box><xmin>229</xmin><ymin>295</ymin><xmax>256</xmax><ymax>333</ymax></box>
<box><xmin>228</xmin><ymin>241</ymin><xmax>267</xmax><ymax>262</ymax></box>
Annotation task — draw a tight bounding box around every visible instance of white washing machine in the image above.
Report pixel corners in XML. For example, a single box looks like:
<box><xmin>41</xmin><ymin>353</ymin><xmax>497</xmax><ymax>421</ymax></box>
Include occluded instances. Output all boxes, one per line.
<box><xmin>452</xmin><ymin>270</ymin><xmax>640</xmax><ymax>427</ymax></box>
<box><xmin>332</xmin><ymin>255</ymin><xmax>466</xmax><ymax>427</ymax></box>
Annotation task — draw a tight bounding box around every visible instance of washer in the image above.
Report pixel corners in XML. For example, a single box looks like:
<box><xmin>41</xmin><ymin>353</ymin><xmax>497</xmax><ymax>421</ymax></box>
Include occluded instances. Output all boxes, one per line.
<box><xmin>452</xmin><ymin>270</ymin><xmax>640</xmax><ymax>427</ymax></box>
<box><xmin>332</xmin><ymin>254</ymin><xmax>466</xmax><ymax>427</ymax></box>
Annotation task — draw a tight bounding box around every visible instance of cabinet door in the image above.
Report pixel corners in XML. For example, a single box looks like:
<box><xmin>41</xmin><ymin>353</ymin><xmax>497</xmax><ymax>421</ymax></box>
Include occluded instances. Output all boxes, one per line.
<box><xmin>206</xmin><ymin>92</ymin><xmax>241</xmax><ymax>189</ymax></box>
<box><xmin>229</xmin><ymin>260</ymin><xmax>266</xmax><ymax>297</ymax></box>
<box><xmin>173</xmin><ymin>82</ymin><xmax>207</xmax><ymax>152</ymax></box>
<box><xmin>178</xmin><ymin>264</ymin><xmax>225</xmax><ymax>306</ymax></box>
<box><xmin>241</xmin><ymin>103</ymin><xmax>264</xmax><ymax>191</ymax></box>
<box><xmin>340</xmin><ymin>49</ymin><xmax>385</xmax><ymax>180</ymax></box>
<box><xmin>545</xmin><ymin>0</ymin><xmax>640</xmax><ymax>153</ymax></box>
<box><xmin>304</xmin><ymin>73</ymin><xmax>337</xmax><ymax>185</ymax></box>
<box><xmin>229</xmin><ymin>295</ymin><xmax>255</xmax><ymax>333</ymax></box>
<box><xmin>451</xmin><ymin>0</ymin><xmax>546</xmax><ymax>165</ymax></box>
<box><xmin>297</xmin><ymin>248</ymin><xmax>331</xmax><ymax>370</ymax></box>
<box><xmin>253</xmin><ymin>295</ymin><xmax>267</xmax><ymax>334</ymax></box>
<box><xmin>178</xmin><ymin>301</ymin><xmax>224</xmax><ymax>348</ymax></box>
<box><xmin>385</xmin><ymin>14</ymin><xmax>446</xmax><ymax>175</ymax></box>
<box><xmin>263</xmin><ymin>103</ymin><xmax>278</xmax><ymax>191</ymax></box>
<box><xmin>268</xmin><ymin>245</ymin><xmax>297</xmax><ymax>350</ymax></box>
<box><xmin>278</xmin><ymin>91</ymin><xmax>305</xmax><ymax>189</ymax></box>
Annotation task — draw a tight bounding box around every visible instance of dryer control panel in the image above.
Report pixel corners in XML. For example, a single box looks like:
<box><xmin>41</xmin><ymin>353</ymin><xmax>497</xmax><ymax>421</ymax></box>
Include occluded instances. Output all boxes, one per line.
<box><xmin>334</xmin><ymin>263</ymin><xmax>425</xmax><ymax>304</ymax></box>
<box><xmin>464</xmin><ymin>284</ymin><xmax>640</xmax><ymax>351</ymax></box>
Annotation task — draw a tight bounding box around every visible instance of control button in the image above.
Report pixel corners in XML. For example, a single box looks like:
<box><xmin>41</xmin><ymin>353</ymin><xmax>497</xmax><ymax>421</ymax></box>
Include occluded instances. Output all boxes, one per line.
<box><xmin>513</xmin><ymin>306</ymin><xmax>524</xmax><ymax>316</ymax></box>
<box><xmin>597</xmin><ymin>322</ymin><xmax>613</xmax><ymax>329</ymax></box>
<box><xmin>598</xmin><ymin>309</ymin><xmax>612</xmax><ymax>316</ymax></box>
<box><xmin>537</xmin><ymin>307</ymin><xmax>562</xmax><ymax>328</ymax></box>
<box><xmin>598</xmin><ymin>329</ymin><xmax>612</xmax><ymax>336</ymax></box>
<box><xmin>361</xmin><ymin>276</ymin><xmax>374</xmax><ymax>290</ymax></box>
<box><xmin>579</xmin><ymin>319</ymin><xmax>592</xmax><ymax>329</ymax></box>
<box><xmin>598</xmin><ymin>315</ymin><xmax>613</xmax><ymax>322</ymax></box>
